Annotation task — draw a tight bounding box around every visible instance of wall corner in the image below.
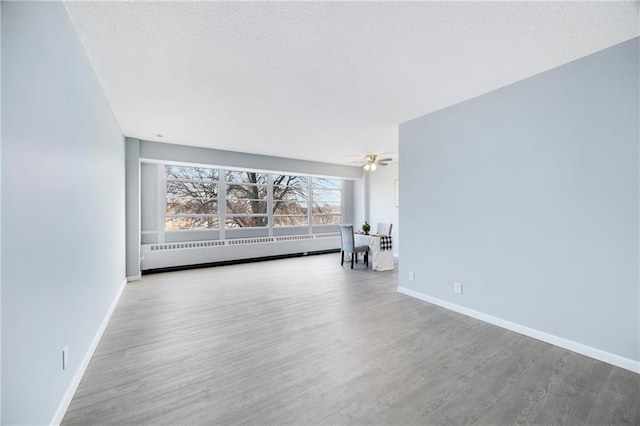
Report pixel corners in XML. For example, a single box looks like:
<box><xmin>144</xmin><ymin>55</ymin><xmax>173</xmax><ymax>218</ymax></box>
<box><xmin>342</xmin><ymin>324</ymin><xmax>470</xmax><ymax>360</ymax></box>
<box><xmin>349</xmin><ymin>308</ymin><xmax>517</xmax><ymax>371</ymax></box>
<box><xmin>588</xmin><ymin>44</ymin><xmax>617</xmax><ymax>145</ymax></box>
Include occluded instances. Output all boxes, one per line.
<box><xmin>125</xmin><ymin>138</ymin><xmax>141</xmax><ymax>278</ymax></box>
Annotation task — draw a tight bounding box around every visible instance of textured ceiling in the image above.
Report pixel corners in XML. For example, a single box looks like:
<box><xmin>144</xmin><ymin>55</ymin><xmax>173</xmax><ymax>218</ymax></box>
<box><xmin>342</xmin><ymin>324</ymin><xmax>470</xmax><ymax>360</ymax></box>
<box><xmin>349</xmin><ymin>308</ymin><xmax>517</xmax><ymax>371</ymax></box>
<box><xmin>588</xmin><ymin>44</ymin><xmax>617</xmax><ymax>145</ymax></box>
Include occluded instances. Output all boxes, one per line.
<box><xmin>64</xmin><ymin>1</ymin><xmax>639</xmax><ymax>165</ymax></box>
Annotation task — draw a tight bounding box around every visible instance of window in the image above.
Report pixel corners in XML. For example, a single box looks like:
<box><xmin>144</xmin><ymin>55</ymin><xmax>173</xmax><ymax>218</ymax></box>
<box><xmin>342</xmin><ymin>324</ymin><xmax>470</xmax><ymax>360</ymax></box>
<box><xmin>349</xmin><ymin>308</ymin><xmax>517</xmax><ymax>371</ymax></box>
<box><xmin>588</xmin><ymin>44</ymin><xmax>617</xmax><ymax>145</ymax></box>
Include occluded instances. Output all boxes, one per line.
<box><xmin>311</xmin><ymin>178</ymin><xmax>342</xmax><ymax>225</ymax></box>
<box><xmin>225</xmin><ymin>171</ymin><xmax>268</xmax><ymax>228</ymax></box>
<box><xmin>272</xmin><ymin>175</ymin><xmax>308</xmax><ymax>226</ymax></box>
<box><xmin>164</xmin><ymin>164</ymin><xmax>344</xmax><ymax>233</ymax></box>
<box><xmin>165</xmin><ymin>165</ymin><xmax>218</xmax><ymax>230</ymax></box>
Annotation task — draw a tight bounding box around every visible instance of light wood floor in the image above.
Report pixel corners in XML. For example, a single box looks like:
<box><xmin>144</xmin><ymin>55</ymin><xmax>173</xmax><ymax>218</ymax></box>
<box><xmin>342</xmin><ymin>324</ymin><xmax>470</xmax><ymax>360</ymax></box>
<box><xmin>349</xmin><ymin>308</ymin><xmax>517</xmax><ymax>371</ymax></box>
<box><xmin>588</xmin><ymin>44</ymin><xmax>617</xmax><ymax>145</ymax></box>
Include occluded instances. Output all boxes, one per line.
<box><xmin>63</xmin><ymin>253</ymin><xmax>639</xmax><ymax>425</ymax></box>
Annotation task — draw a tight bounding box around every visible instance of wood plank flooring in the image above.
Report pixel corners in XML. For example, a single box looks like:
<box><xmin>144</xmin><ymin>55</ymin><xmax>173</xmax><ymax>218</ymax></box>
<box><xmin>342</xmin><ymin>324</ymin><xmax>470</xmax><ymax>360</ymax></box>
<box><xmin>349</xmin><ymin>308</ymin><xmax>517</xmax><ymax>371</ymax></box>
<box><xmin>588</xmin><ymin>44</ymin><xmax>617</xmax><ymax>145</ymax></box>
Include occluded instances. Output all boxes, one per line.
<box><xmin>63</xmin><ymin>253</ymin><xmax>639</xmax><ymax>425</ymax></box>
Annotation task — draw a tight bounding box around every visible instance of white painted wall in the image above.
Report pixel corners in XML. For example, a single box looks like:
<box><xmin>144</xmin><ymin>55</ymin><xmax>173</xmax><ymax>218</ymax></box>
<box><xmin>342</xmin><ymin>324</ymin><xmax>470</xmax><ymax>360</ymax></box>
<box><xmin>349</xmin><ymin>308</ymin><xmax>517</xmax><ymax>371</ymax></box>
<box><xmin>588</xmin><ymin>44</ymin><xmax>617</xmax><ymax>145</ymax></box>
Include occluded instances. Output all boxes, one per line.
<box><xmin>2</xmin><ymin>3</ymin><xmax>126</xmax><ymax>424</ymax></box>
<box><xmin>399</xmin><ymin>38</ymin><xmax>639</xmax><ymax>370</ymax></box>
<box><xmin>366</xmin><ymin>163</ymin><xmax>399</xmax><ymax>257</ymax></box>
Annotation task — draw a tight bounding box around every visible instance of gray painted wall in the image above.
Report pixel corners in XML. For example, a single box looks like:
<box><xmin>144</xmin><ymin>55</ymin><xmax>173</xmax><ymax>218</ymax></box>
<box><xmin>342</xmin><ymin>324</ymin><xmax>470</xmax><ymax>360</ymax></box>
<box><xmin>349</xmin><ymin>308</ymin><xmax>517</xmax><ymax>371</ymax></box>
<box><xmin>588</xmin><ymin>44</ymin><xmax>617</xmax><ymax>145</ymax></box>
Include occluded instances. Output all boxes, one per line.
<box><xmin>399</xmin><ymin>38</ymin><xmax>639</xmax><ymax>363</ymax></box>
<box><xmin>140</xmin><ymin>163</ymin><xmax>158</xmax><ymax>234</ymax></box>
<box><xmin>125</xmin><ymin>138</ymin><xmax>141</xmax><ymax>278</ymax></box>
<box><xmin>2</xmin><ymin>3</ymin><xmax>126</xmax><ymax>424</ymax></box>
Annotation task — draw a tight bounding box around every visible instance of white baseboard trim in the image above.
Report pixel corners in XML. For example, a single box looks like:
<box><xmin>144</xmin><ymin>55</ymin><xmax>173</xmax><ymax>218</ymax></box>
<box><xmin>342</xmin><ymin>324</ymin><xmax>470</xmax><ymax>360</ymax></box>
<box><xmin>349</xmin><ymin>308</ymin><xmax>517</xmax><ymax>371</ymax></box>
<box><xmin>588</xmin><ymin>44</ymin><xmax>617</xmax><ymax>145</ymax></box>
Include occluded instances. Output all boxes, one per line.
<box><xmin>397</xmin><ymin>286</ymin><xmax>640</xmax><ymax>374</ymax></box>
<box><xmin>127</xmin><ymin>274</ymin><xmax>141</xmax><ymax>282</ymax></box>
<box><xmin>51</xmin><ymin>277</ymin><xmax>128</xmax><ymax>425</ymax></box>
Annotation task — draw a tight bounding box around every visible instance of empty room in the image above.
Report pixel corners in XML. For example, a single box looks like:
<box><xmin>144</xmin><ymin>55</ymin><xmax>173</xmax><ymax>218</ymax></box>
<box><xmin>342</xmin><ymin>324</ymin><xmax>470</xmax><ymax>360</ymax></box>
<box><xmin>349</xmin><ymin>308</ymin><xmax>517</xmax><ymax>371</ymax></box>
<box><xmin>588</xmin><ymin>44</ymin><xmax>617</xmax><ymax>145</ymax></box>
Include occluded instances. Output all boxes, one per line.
<box><xmin>2</xmin><ymin>1</ymin><xmax>639</xmax><ymax>425</ymax></box>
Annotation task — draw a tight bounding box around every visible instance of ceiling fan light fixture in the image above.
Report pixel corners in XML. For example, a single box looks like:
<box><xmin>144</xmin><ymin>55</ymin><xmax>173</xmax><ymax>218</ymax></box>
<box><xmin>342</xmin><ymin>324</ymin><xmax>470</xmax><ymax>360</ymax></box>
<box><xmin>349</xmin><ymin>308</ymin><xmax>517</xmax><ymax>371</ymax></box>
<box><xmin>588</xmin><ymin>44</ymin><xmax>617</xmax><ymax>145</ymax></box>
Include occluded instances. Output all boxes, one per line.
<box><xmin>360</xmin><ymin>153</ymin><xmax>392</xmax><ymax>171</ymax></box>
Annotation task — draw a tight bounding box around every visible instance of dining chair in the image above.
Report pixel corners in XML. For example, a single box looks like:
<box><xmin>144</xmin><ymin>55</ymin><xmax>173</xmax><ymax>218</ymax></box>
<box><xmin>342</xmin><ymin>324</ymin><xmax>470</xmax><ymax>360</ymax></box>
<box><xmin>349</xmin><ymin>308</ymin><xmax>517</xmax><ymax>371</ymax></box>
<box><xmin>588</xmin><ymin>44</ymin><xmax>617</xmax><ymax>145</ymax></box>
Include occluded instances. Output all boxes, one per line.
<box><xmin>339</xmin><ymin>225</ymin><xmax>369</xmax><ymax>269</ymax></box>
<box><xmin>376</xmin><ymin>222</ymin><xmax>393</xmax><ymax>236</ymax></box>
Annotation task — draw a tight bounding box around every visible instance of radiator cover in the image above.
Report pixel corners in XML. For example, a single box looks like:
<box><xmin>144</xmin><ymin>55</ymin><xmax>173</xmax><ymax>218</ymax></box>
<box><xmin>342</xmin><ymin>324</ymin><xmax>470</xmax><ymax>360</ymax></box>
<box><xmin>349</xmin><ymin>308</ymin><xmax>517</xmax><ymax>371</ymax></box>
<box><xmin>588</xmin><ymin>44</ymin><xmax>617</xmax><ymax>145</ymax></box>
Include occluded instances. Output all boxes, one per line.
<box><xmin>141</xmin><ymin>232</ymin><xmax>340</xmax><ymax>270</ymax></box>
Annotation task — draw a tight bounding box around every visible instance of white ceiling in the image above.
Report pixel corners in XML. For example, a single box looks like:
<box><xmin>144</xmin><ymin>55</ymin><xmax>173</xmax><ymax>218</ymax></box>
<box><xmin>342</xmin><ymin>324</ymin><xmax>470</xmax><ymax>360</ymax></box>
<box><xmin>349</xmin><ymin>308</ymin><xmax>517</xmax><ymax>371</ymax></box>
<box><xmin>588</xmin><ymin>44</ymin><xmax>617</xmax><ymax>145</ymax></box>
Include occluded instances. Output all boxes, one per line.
<box><xmin>64</xmin><ymin>1</ymin><xmax>639</xmax><ymax>166</ymax></box>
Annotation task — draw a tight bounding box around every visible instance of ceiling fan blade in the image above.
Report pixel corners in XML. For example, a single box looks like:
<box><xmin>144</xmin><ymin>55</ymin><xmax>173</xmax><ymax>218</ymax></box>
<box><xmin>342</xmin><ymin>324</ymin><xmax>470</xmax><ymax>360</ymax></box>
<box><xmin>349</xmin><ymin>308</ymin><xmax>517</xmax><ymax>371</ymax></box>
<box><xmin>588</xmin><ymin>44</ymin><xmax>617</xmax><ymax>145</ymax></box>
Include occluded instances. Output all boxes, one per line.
<box><xmin>377</xmin><ymin>157</ymin><xmax>392</xmax><ymax>162</ymax></box>
<box><xmin>375</xmin><ymin>161</ymin><xmax>389</xmax><ymax>166</ymax></box>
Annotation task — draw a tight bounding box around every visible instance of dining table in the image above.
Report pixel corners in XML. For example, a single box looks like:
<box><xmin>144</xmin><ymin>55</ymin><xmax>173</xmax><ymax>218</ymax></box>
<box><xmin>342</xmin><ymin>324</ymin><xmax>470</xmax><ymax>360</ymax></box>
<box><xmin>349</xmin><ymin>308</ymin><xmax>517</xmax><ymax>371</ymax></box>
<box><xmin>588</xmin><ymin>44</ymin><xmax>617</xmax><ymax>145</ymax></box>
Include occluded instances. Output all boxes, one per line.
<box><xmin>354</xmin><ymin>233</ymin><xmax>394</xmax><ymax>271</ymax></box>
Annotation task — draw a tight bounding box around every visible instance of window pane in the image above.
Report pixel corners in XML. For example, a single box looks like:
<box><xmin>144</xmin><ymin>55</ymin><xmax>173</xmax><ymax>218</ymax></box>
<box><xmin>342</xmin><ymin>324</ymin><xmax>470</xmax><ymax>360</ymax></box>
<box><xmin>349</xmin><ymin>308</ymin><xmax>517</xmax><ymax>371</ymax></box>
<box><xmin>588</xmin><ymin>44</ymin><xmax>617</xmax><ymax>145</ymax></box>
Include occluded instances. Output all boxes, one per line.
<box><xmin>225</xmin><ymin>170</ymin><xmax>268</xmax><ymax>184</ymax></box>
<box><xmin>274</xmin><ymin>200</ymin><xmax>308</xmax><ymax>215</ymax></box>
<box><xmin>273</xmin><ymin>175</ymin><xmax>308</xmax><ymax>189</ymax></box>
<box><xmin>165</xmin><ymin>215</ymin><xmax>219</xmax><ymax>230</ymax></box>
<box><xmin>165</xmin><ymin>164</ymin><xmax>218</xmax><ymax>231</ymax></box>
<box><xmin>273</xmin><ymin>185</ymin><xmax>308</xmax><ymax>202</ymax></box>
<box><xmin>312</xmin><ymin>178</ymin><xmax>341</xmax><ymax>225</ymax></box>
<box><xmin>166</xmin><ymin>181</ymin><xmax>217</xmax><ymax>199</ymax></box>
<box><xmin>227</xmin><ymin>199</ymin><xmax>267</xmax><ymax>215</ymax></box>
<box><xmin>312</xmin><ymin>202</ymin><xmax>340</xmax><ymax>214</ymax></box>
<box><xmin>166</xmin><ymin>165</ymin><xmax>218</xmax><ymax>181</ymax></box>
<box><xmin>227</xmin><ymin>185</ymin><xmax>268</xmax><ymax>201</ymax></box>
<box><xmin>312</xmin><ymin>189</ymin><xmax>341</xmax><ymax>203</ymax></box>
<box><xmin>225</xmin><ymin>216</ymin><xmax>268</xmax><ymax>228</ymax></box>
<box><xmin>226</xmin><ymin>171</ymin><xmax>268</xmax><ymax>224</ymax></box>
<box><xmin>273</xmin><ymin>174</ymin><xmax>309</xmax><ymax>226</ymax></box>
<box><xmin>167</xmin><ymin>200</ymin><xmax>217</xmax><ymax>215</ymax></box>
<box><xmin>224</xmin><ymin>170</ymin><xmax>269</xmax><ymax>228</ymax></box>
<box><xmin>312</xmin><ymin>177</ymin><xmax>341</xmax><ymax>190</ymax></box>
<box><xmin>273</xmin><ymin>215</ymin><xmax>308</xmax><ymax>227</ymax></box>
<box><xmin>312</xmin><ymin>214</ymin><xmax>341</xmax><ymax>225</ymax></box>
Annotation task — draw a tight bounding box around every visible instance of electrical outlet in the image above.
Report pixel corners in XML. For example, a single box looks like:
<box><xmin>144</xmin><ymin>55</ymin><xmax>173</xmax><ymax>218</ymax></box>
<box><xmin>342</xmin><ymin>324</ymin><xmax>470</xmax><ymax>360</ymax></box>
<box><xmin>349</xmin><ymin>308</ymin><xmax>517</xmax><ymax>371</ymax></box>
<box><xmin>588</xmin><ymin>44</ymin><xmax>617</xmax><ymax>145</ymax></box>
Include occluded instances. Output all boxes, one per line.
<box><xmin>454</xmin><ymin>282</ymin><xmax>462</xmax><ymax>294</ymax></box>
<box><xmin>409</xmin><ymin>272</ymin><xmax>415</xmax><ymax>281</ymax></box>
<box><xmin>62</xmin><ymin>346</ymin><xmax>69</xmax><ymax>370</ymax></box>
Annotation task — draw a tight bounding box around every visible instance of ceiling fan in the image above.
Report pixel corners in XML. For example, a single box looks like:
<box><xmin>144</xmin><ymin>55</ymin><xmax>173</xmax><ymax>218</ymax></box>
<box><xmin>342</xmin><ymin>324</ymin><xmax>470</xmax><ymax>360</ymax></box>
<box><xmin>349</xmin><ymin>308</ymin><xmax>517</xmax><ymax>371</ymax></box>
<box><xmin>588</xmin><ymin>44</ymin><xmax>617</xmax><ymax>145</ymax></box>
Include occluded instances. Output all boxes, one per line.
<box><xmin>360</xmin><ymin>154</ymin><xmax>392</xmax><ymax>171</ymax></box>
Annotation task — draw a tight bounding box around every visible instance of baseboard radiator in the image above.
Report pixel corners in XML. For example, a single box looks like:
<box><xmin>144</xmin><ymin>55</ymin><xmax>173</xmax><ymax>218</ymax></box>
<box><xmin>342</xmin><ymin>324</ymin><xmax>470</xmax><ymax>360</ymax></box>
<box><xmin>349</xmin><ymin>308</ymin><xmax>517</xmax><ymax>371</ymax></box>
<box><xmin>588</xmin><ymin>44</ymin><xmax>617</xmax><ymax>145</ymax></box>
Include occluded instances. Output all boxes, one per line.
<box><xmin>141</xmin><ymin>232</ymin><xmax>340</xmax><ymax>270</ymax></box>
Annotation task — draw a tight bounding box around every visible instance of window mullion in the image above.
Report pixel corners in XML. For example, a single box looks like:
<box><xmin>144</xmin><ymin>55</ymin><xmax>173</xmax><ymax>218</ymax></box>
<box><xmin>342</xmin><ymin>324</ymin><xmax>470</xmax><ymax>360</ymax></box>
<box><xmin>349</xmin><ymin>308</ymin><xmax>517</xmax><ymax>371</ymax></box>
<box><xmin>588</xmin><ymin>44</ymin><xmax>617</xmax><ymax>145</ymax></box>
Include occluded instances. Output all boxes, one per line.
<box><xmin>219</xmin><ymin>169</ymin><xmax>226</xmax><ymax>240</ymax></box>
<box><xmin>158</xmin><ymin>164</ymin><xmax>166</xmax><ymax>244</ymax></box>
<box><xmin>267</xmin><ymin>174</ymin><xmax>273</xmax><ymax>237</ymax></box>
<box><xmin>308</xmin><ymin>178</ymin><xmax>313</xmax><ymax>234</ymax></box>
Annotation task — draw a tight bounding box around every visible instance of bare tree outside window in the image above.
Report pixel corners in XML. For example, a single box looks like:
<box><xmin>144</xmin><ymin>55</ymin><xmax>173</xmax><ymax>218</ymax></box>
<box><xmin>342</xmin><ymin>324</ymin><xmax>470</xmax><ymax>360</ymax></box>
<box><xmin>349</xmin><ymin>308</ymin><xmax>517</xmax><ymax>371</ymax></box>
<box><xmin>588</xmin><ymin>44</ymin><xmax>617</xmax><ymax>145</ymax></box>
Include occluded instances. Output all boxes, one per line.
<box><xmin>312</xmin><ymin>178</ymin><xmax>342</xmax><ymax>225</ymax></box>
<box><xmin>225</xmin><ymin>171</ymin><xmax>268</xmax><ymax>228</ymax></box>
<box><xmin>273</xmin><ymin>175</ymin><xmax>308</xmax><ymax>226</ymax></box>
<box><xmin>164</xmin><ymin>165</ymin><xmax>342</xmax><ymax>231</ymax></box>
<box><xmin>165</xmin><ymin>166</ymin><xmax>219</xmax><ymax>230</ymax></box>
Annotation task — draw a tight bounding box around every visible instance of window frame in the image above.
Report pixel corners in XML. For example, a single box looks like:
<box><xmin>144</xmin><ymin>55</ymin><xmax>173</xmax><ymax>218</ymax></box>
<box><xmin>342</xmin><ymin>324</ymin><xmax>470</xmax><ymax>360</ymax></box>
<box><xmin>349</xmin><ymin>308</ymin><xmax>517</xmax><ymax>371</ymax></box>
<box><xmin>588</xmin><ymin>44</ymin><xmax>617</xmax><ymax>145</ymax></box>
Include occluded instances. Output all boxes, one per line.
<box><xmin>164</xmin><ymin>165</ymin><xmax>220</xmax><ymax>231</ymax></box>
<box><xmin>272</xmin><ymin>174</ymin><xmax>310</xmax><ymax>228</ymax></box>
<box><xmin>310</xmin><ymin>177</ymin><xmax>343</xmax><ymax>226</ymax></box>
<box><xmin>224</xmin><ymin>171</ymin><xmax>269</xmax><ymax>229</ymax></box>
<box><xmin>163</xmin><ymin>164</ymin><xmax>344</xmax><ymax>235</ymax></box>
